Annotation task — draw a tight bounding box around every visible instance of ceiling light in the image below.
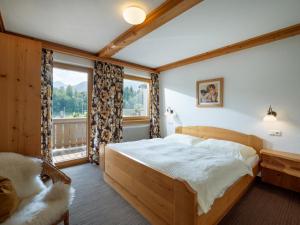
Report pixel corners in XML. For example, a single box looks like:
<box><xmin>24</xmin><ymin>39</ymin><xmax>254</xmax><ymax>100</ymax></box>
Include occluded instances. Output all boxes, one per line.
<box><xmin>123</xmin><ymin>6</ymin><xmax>146</xmax><ymax>25</ymax></box>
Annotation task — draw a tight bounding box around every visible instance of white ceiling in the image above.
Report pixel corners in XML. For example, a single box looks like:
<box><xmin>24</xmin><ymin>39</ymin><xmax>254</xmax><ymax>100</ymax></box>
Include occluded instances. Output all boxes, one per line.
<box><xmin>114</xmin><ymin>0</ymin><xmax>300</xmax><ymax>67</ymax></box>
<box><xmin>0</xmin><ymin>0</ymin><xmax>164</xmax><ymax>53</ymax></box>
<box><xmin>1</xmin><ymin>0</ymin><xmax>300</xmax><ymax>68</ymax></box>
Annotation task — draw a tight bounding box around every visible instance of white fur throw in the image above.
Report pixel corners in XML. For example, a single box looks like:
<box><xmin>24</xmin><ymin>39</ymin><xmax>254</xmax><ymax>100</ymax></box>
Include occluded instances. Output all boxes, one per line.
<box><xmin>0</xmin><ymin>153</ymin><xmax>45</xmax><ymax>198</ymax></box>
<box><xmin>0</xmin><ymin>153</ymin><xmax>75</xmax><ymax>225</ymax></box>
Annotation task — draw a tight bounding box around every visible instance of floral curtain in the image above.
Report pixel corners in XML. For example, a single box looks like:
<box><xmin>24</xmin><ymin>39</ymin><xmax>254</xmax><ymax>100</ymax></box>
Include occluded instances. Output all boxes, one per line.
<box><xmin>89</xmin><ymin>61</ymin><xmax>124</xmax><ymax>164</ymax></box>
<box><xmin>41</xmin><ymin>49</ymin><xmax>53</xmax><ymax>163</ymax></box>
<box><xmin>149</xmin><ymin>73</ymin><xmax>161</xmax><ymax>138</ymax></box>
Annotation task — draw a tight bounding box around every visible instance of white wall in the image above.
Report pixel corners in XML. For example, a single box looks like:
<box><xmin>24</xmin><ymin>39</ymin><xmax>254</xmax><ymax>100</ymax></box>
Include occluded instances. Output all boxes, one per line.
<box><xmin>123</xmin><ymin>125</ymin><xmax>150</xmax><ymax>142</ymax></box>
<box><xmin>160</xmin><ymin>36</ymin><xmax>300</xmax><ymax>154</ymax></box>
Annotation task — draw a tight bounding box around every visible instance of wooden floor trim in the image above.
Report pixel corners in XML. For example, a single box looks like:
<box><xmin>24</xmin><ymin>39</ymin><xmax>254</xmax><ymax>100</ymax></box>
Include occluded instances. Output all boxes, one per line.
<box><xmin>55</xmin><ymin>157</ymin><xmax>89</xmax><ymax>169</ymax></box>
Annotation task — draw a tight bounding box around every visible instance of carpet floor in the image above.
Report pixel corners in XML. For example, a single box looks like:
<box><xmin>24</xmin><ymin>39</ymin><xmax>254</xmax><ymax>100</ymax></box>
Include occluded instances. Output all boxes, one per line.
<box><xmin>62</xmin><ymin>163</ymin><xmax>300</xmax><ymax>225</ymax></box>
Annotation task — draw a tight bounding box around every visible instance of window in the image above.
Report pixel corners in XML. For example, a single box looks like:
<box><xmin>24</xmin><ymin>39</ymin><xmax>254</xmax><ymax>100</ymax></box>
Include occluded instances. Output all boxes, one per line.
<box><xmin>53</xmin><ymin>63</ymin><xmax>90</xmax><ymax>119</ymax></box>
<box><xmin>123</xmin><ymin>75</ymin><xmax>150</xmax><ymax>124</ymax></box>
<box><xmin>52</xmin><ymin>62</ymin><xmax>92</xmax><ymax>165</ymax></box>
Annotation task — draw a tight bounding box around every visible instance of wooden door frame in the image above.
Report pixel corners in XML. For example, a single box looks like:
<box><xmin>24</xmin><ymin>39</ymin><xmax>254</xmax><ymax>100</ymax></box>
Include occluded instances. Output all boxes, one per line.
<box><xmin>53</xmin><ymin>62</ymin><xmax>93</xmax><ymax>168</ymax></box>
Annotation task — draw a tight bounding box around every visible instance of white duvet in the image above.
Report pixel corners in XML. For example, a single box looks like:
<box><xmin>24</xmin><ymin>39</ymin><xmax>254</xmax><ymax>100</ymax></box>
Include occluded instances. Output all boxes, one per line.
<box><xmin>108</xmin><ymin>138</ymin><xmax>255</xmax><ymax>214</ymax></box>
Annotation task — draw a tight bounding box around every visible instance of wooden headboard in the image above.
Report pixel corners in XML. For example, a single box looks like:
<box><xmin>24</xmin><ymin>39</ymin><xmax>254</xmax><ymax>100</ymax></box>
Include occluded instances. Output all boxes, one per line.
<box><xmin>175</xmin><ymin>126</ymin><xmax>263</xmax><ymax>153</ymax></box>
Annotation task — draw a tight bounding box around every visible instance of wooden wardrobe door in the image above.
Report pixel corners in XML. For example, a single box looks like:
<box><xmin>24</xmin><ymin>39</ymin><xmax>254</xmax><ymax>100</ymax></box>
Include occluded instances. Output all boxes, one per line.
<box><xmin>0</xmin><ymin>33</ymin><xmax>42</xmax><ymax>157</ymax></box>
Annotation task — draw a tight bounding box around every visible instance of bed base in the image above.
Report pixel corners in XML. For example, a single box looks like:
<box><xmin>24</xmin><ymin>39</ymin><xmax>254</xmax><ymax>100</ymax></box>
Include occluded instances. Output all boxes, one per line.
<box><xmin>104</xmin><ymin>126</ymin><xmax>263</xmax><ymax>225</ymax></box>
<box><xmin>104</xmin><ymin>148</ymin><xmax>258</xmax><ymax>225</ymax></box>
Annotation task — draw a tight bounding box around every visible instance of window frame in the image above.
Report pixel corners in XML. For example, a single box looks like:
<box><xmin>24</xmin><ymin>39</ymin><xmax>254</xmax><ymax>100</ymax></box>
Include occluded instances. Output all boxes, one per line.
<box><xmin>52</xmin><ymin>62</ymin><xmax>92</xmax><ymax>167</ymax></box>
<box><xmin>123</xmin><ymin>74</ymin><xmax>151</xmax><ymax>125</ymax></box>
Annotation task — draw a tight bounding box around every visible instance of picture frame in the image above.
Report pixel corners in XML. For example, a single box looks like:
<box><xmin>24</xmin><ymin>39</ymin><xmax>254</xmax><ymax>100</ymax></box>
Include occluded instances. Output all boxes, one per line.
<box><xmin>196</xmin><ymin>77</ymin><xmax>224</xmax><ymax>107</ymax></box>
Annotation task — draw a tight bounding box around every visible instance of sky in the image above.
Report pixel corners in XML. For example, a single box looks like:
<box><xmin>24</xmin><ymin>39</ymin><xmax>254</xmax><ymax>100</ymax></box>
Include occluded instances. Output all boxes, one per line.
<box><xmin>53</xmin><ymin>68</ymin><xmax>87</xmax><ymax>85</ymax></box>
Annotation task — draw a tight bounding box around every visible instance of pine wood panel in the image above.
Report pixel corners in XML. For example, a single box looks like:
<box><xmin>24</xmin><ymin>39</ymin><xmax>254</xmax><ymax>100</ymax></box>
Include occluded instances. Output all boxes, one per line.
<box><xmin>261</xmin><ymin>167</ymin><xmax>300</xmax><ymax>192</ymax></box>
<box><xmin>104</xmin><ymin>173</ymin><xmax>169</xmax><ymax>225</ymax></box>
<box><xmin>0</xmin><ymin>32</ymin><xmax>41</xmax><ymax>157</ymax></box>
<box><xmin>70</xmin><ymin>124</ymin><xmax>77</xmax><ymax>147</ymax></box>
<box><xmin>105</xmin><ymin>148</ymin><xmax>197</xmax><ymax>225</ymax></box>
<box><xmin>98</xmin><ymin>0</ymin><xmax>202</xmax><ymax>57</ymax></box>
<box><xmin>157</xmin><ymin>23</ymin><xmax>300</xmax><ymax>72</ymax></box>
<box><xmin>176</xmin><ymin>126</ymin><xmax>263</xmax><ymax>153</ymax></box>
<box><xmin>197</xmin><ymin>165</ymin><xmax>258</xmax><ymax>225</ymax></box>
<box><xmin>52</xmin><ymin>118</ymin><xmax>87</xmax><ymax>149</ymax></box>
<box><xmin>64</xmin><ymin>123</ymin><xmax>71</xmax><ymax>147</ymax></box>
<box><xmin>261</xmin><ymin>149</ymin><xmax>300</xmax><ymax>192</ymax></box>
<box><xmin>54</xmin><ymin>123</ymin><xmax>63</xmax><ymax>149</ymax></box>
<box><xmin>104</xmin><ymin>126</ymin><xmax>262</xmax><ymax>225</ymax></box>
<box><xmin>105</xmin><ymin>154</ymin><xmax>173</xmax><ymax>223</ymax></box>
<box><xmin>261</xmin><ymin>149</ymin><xmax>300</xmax><ymax>162</ymax></box>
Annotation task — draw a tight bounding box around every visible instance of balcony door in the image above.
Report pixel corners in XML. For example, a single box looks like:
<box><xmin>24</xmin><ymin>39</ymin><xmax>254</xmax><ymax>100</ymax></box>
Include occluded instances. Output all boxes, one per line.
<box><xmin>52</xmin><ymin>62</ymin><xmax>92</xmax><ymax>166</ymax></box>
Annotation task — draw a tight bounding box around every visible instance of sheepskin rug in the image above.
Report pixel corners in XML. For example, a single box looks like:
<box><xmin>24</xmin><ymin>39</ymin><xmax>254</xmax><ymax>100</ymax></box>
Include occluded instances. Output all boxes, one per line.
<box><xmin>0</xmin><ymin>153</ymin><xmax>75</xmax><ymax>225</ymax></box>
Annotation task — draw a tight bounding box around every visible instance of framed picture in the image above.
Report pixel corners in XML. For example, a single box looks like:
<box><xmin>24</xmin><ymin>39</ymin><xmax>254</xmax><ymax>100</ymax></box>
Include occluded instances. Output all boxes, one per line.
<box><xmin>196</xmin><ymin>78</ymin><xmax>224</xmax><ymax>107</ymax></box>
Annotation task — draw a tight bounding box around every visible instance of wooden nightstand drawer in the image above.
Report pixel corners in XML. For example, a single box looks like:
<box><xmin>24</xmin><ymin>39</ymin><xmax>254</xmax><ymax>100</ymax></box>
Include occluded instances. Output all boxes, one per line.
<box><xmin>260</xmin><ymin>149</ymin><xmax>300</xmax><ymax>192</ymax></box>
<box><xmin>261</xmin><ymin>167</ymin><xmax>300</xmax><ymax>192</ymax></box>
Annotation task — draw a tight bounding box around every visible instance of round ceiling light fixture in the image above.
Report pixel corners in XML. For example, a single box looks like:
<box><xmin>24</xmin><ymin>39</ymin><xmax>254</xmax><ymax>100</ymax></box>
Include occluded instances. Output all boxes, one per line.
<box><xmin>123</xmin><ymin>6</ymin><xmax>146</xmax><ymax>25</ymax></box>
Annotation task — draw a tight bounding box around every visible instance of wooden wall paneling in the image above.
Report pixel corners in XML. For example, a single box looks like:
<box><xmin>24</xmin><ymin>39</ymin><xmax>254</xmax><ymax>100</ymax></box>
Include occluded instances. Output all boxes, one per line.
<box><xmin>98</xmin><ymin>0</ymin><xmax>202</xmax><ymax>57</ymax></box>
<box><xmin>157</xmin><ymin>23</ymin><xmax>300</xmax><ymax>72</ymax></box>
<box><xmin>22</xmin><ymin>36</ymin><xmax>42</xmax><ymax>156</ymax></box>
<box><xmin>0</xmin><ymin>33</ymin><xmax>41</xmax><ymax>157</ymax></box>
<box><xmin>0</xmin><ymin>32</ymin><xmax>12</xmax><ymax>151</ymax></box>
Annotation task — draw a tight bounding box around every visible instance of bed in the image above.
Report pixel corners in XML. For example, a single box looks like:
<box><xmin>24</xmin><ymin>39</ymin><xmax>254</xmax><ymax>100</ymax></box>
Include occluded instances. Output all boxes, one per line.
<box><xmin>103</xmin><ymin>126</ymin><xmax>263</xmax><ymax>225</ymax></box>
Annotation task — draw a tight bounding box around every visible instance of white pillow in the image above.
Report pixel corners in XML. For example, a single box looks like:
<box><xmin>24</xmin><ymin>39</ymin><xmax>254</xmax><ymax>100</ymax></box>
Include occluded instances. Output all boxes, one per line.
<box><xmin>164</xmin><ymin>134</ymin><xmax>204</xmax><ymax>146</ymax></box>
<box><xmin>0</xmin><ymin>152</ymin><xmax>46</xmax><ymax>198</ymax></box>
<box><xmin>195</xmin><ymin>139</ymin><xmax>257</xmax><ymax>161</ymax></box>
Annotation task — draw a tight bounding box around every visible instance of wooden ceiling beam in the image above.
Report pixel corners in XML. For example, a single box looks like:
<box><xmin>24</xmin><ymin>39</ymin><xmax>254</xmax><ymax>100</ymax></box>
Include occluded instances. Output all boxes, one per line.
<box><xmin>0</xmin><ymin>11</ymin><xmax>5</xmax><ymax>32</ymax></box>
<box><xmin>5</xmin><ymin>31</ymin><xmax>157</xmax><ymax>73</ymax></box>
<box><xmin>98</xmin><ymin>0</ymin><xmax>202</xmax><ymax>57</ymax></box>
<box><xmin>156</xmin><ymin>23</ymin><xmax>300</xmax><ymax>72</ymax></box>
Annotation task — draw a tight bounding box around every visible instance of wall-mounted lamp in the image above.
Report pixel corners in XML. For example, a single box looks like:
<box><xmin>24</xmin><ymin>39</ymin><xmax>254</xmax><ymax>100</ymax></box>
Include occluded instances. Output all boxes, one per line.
<box><xmin>164</xmin><ymin>107</ymin><xmax>174</xmax><ymax>117</ymax></box>
<box><xmin>263</xmin><ymin>105</ymin><xmax>277</xmax><ymax>122</ymax></box>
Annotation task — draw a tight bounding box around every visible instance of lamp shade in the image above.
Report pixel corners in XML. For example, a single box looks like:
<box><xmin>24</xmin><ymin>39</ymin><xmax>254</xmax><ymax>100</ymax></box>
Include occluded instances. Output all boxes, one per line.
<box><xmin>123</xmin><ymin>6</ymin><xmax>146</xmax><ymax>25</ymax></box>
<box><xmin>164</xmin><ymin>111</ymin><xmax>170</xmax><ymax>116</ymax></box>
<box><xmin>263</xmin><ymin>105</ymin><xmax>277</xmax><ymax>122</ymax></box>
<box><xmin>164</xmin><ymin>107</ymin><xmax>174</xmax><ymax>117</ymax></box>
<box><xmin>263</xmin><ymin>114</ymin><xmax>277</xmax><ymax>122</ymax></box>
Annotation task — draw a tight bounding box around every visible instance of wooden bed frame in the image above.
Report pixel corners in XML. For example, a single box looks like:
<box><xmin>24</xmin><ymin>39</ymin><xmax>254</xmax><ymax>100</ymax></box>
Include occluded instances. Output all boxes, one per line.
<box><xmin>104</xmin><ymin>126</ymin><xmax>263</xmax><ymax>225</ymax></box>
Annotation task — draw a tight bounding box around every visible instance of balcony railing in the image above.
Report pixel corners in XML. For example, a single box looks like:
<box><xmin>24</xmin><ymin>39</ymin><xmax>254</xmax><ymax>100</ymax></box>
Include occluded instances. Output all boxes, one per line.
<box><xmin>52</xmin><ymin>118</ymin><xmax>87</xmax><ymax>149</ymax></box>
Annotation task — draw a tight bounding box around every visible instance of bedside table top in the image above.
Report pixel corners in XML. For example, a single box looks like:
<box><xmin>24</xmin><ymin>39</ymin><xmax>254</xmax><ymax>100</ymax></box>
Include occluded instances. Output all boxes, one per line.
<box><xmin>261</xmin><ymin>149</ymin><xmax>300</xmax><ymax>163</ymax></box>
<box><xmin>261</xmin><ymin>149</ymin><xmax>300</xmax><ymax>178</ymax></box>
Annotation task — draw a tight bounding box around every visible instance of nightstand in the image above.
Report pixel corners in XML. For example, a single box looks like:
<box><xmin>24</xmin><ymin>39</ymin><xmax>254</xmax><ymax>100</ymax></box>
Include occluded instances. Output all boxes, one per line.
<box><xmin>260</xmin><ymin>149</ymin><xmax>300</xmax><ymax>192</ymax></box>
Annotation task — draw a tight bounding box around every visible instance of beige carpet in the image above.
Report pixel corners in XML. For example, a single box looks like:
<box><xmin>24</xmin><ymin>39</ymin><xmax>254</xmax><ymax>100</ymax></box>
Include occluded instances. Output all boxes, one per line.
<box><xmin>63</xmin><ymin>163</ymin><xmax>300</xmax><ymax>225</ymax></box>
